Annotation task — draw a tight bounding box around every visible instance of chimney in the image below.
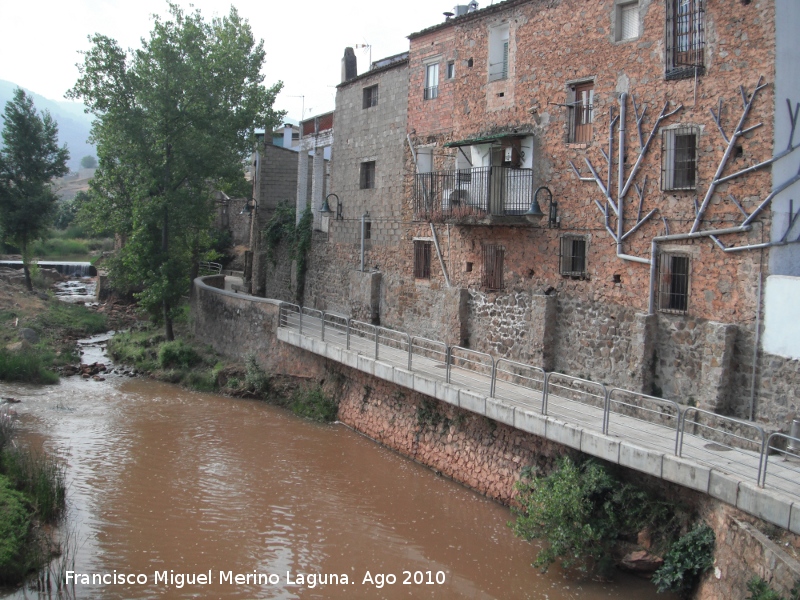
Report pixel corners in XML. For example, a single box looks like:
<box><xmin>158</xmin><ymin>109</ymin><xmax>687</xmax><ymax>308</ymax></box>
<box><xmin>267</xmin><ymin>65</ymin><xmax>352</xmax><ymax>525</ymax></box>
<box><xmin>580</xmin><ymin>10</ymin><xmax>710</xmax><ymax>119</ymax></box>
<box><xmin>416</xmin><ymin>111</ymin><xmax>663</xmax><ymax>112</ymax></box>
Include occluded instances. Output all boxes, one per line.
<box><xmin>283</xmin><ymin>124</ymin><xmax>293</xmax><ymax>148</ymax></box>
<box><xmin>342</xmin><ymin>47</ymin><xmax>358</xmax><ymax>83</ymax></box>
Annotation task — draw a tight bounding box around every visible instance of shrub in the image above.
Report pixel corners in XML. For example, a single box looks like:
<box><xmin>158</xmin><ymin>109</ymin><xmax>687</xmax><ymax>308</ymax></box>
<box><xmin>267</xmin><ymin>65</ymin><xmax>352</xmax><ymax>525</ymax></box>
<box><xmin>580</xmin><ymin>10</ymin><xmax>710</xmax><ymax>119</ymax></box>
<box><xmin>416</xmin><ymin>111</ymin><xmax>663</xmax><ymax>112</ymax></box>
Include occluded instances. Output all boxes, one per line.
<box><xmin>511</xmin><ymin>456</ymin><xmax>675</xmax><ymax>576</ymax></box>
<box><xmin>0</xmin><ymin>349</ymin><xmax>59</xmax><ymax>385</ymax></box>
<box><xmin>746</xmin><ymin>577</ymin><xmax>800</xmax><ymax>600</ymax></box>
<box><xmin>652</xmin><ymin>523</ymin><xmax>715</xmax><ymax>597</ymax></box>
<box><xmin>244</xmin><ymin>354</ymin><xmax>271</xmax><ymax>396</ymax></box>
<box><xmin>158</xmin><ymin>340</ymin><xmax>201</xmax><ymax>369</ymax></box>
<box><xmin>0</xmin><ymin>474</ymin><xmax>31</xmax><ymax>584</ymax></box>
<box><xmin>290</xmin><ymin>386</ymin><xmax>338</xmax><ymax>422</ymax></box>
<box><xmin>1</xmin><ymin>447</ymin><xmax>66</xmax><ymax>523</ymax></box>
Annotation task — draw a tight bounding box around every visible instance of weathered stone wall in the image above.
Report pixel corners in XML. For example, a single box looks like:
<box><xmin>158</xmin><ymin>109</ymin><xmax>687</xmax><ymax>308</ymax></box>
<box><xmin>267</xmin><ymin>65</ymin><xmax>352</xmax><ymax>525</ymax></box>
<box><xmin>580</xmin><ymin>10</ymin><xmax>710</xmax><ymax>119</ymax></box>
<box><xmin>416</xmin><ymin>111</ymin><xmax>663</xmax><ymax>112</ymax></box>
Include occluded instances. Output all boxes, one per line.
<box><xmin>190</xmin><ymin>278</ymin><xmax>325</xmax><ymax>379</ymax></box>
<box><xmin>251</xmin><ymin>143</ymin><xmax>299</xmax><ymax>296</ymax></box>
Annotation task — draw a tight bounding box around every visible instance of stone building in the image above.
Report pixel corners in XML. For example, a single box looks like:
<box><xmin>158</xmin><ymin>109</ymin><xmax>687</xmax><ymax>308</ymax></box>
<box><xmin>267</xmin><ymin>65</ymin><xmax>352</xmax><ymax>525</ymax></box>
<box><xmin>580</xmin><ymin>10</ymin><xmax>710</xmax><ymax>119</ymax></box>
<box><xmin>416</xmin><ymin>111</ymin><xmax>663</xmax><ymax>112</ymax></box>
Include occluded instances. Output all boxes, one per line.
<box><xmin>287</xmin><ymin>0</ymin><xmax>799</xmax><ymax>431</ymax></box>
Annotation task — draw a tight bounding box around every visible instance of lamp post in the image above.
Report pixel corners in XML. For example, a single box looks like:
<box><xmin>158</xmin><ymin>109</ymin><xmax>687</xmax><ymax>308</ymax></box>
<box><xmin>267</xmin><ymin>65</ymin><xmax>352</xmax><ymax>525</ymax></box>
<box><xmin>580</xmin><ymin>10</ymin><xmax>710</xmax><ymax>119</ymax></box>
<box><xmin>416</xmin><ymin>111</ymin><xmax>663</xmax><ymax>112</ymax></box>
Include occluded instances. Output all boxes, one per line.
<box><xmin>525</xmin><ymin>186</ymin><xmax>558</xmax><ymax>228</ymax></box>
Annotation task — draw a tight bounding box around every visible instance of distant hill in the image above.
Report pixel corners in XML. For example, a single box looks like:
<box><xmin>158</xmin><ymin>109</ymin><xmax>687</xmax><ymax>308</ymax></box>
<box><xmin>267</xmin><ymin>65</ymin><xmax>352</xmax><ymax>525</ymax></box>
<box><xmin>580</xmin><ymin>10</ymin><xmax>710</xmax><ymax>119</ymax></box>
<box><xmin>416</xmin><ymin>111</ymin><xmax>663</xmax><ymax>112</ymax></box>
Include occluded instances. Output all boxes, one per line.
<box><xmin>0</xmin><ymin>80</ymin><xmax>95</xmax><ymax>172</ymax></box>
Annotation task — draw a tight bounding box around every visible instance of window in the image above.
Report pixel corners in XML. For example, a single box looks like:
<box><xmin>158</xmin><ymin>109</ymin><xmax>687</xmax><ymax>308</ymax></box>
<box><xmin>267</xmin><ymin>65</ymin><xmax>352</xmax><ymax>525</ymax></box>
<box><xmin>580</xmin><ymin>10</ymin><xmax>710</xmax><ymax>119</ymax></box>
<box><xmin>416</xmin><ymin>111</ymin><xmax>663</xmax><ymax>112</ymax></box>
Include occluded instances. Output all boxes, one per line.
<box><xmin>362</xmin><ymin>85</ymin><xmax>378</xmax><ymax>109</ymax></box>
<box><xmin>616</xmin><ymin>2</ymin><xmax>639</xmax><ymax>41</ymax></box>
<box><xmin>666</xmin><ymin>0</ymin><xmax>705</xmax><ymax>79</ymax></box>
<box><xmin>567</xmin><ymin>82</ymin><xmax>594</xmax><ymax>144</ymax></box>
<box><xmin>560</xmin><ymin>236</ymin><xmax>587</xmax><ymax>277</ymax></box>
<box><xmin>364</xmin><ymin>221</ymin><xmax>371</xmax><ymax>240</ymax></box>
<box><xmin>488</xmin><ymin>24</ymin><xmax>510</xmax><ymax>82</ymax></box>
<box><xmin>662</xmin><ymin>126</ymin><xmax>698</xmax><ymax>190</ymax></box>
<box><xmin>482</xmin><ymin>244</ymin><xmax>504</xmax><ymax>290</ymax></box>
<box><xmin>414</xmin><ymin>241</ymin><xmax>432</xmax><ymax>279</ymax></box>
<box><xmin>446</xmin><ymin>61</ymin><xmax>455</xmax><ymax>79</ymax></box>
<box><xmin>360</xmin><ymin>161</ymin><xmax>375</xmax><ymax>189</ymax></box>
<box><xmin>424</xmin><ymin>63</ymin><xmax>439</xmax><ymax>100</ymax></box>
<box><xmin>657</xmin><ymin>252</ymin><xmax>690</xmax><ymax>314</ymax></box>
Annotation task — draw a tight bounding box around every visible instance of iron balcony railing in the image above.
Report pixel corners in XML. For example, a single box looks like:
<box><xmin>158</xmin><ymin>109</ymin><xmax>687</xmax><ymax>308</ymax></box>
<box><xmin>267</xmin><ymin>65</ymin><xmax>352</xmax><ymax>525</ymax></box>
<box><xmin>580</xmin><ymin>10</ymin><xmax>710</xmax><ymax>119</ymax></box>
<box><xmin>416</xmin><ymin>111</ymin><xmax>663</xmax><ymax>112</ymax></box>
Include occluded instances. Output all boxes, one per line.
<box><xmin>413</xmin><ymin>166</ymin><xmax>534</xmax><ymax>220</ymax></box>
<box><xmin>276</xmin><ymin>302</ymin><xmax>800</xmax><ymax>498</ymax></box>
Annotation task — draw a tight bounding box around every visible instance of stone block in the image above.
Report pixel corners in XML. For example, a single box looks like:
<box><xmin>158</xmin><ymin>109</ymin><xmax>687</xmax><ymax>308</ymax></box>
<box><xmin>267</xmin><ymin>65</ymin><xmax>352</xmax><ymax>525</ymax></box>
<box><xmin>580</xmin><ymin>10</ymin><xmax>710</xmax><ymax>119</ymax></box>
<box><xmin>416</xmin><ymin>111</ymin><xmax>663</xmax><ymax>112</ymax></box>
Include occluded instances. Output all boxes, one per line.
<box><xmin>357</xmin><ymin>354</ymin><xmax>375</xmax><ymax>375</ymax></box>
<box><xmin>708</xmin><ymin>470</ymin><xmax>740</xmax><ymax>506</ymax></box>
<box><xmin>486</xmin><ymin>398</ymin><xmax>515</xmax><ymax>427</ymax></box>
<box><xmin>515</xmin><ymin>408</ymin><xmax>547</xmax><ymax>438</ymax></box>
<box><xmin>325</xmin><ymin>344</ymin><xmax>342</xmax><ymax>363</ymax></box>
<box><xmin>546</xmin><ymin>418</ymin><xmax>583</xmax><ymax>450</ymax></box>
<box><xmin>737</xmin><ymin>481</ymin><xmax>793</xmax><ymax>530</ymax></box>
<box><xmin>435</xmin><ymin>381</ymin><xmax>460</xmax><ymax>406</ymax></box>
<box><xmin>393</xmin><ymin>367</ymin><xmax>415</xmax><ymax>390</ymax></box>
<box><xmin>619</xmin><ymin>441</ymin><xmax>663</xmax><ymax>477</ymax></box>
<box><xmin>299</xmin><ymin>335</ymin><xmax>314</xmax><ymax>352</ymax></box>
<box><xmin>341</xmin><ymin>350</ymin><xmax>359</xmax><ymax>370</ymax></box>
<box><xmin>790</xmin><ymin>503</ymin><xmax>800</xmax><ymax>536</ymax></box>
<box><xmin>373</xmin><ymin>360</ymin><xmax>394</xmax><ymax>382</ymax></box>
<box><xmin>413</xmin><ymin>374</ymin><xmax>437</xmax><ymax>397</ymax></box>
<box><xmin>311</xmin><ymin>339</ymin><xmax>327</xmax><ymax>356</ymax></box>
<box><xmin>662</xmin><ymin>455</ymin><xmax>710</xmax><ymax>493</ymax></box>
<box><xmin>460</xmin><ymin>390</ymin><xmax>486</xmax><ymax>415</ymax></box>
<box><xmin>580</xmin><ymin>429</ymin><xmax>621</xmax><ymax>464</ymax></box>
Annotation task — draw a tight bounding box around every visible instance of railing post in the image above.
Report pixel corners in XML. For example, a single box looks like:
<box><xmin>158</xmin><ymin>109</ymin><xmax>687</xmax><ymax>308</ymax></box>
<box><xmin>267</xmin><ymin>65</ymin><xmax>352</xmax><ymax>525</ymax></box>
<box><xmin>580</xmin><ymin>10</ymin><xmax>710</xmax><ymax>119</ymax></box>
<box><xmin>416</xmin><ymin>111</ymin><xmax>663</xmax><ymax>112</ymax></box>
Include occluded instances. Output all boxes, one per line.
<box><xmin>756</xmin><ymin>431</ymin><xmax>767</xmax><ymax>487</ymax></box>
<box><xmin>489</xmin><ymin>356</ymin><xmax>497</xmax><ymax>398</ymax></box>
<box><xmin>602</xmin><ymin>387</ymin><xmax>611</xmax><ymax>435</ymax></box>
<box><xmin>321</xmin><ymin>312</ymin><xmax>326</xmax><ymax>341</ymax></box>
<box><xmin>677</xmin><ymin>410</ymin><xmax>689</xmax><ymax>458</ymax></box>
<box><xmin>346</xmin><ymin>319</ymin><xmax>351</xmax><ymax>350</ymax></box>
<box><xmin>375</xmin><ymin>326</ymin><xmax>379</xmax><ymax>360</ymax></box>
<box><xmin>299</xmin><ymin>308</ymin><xmax>303</xmax><ymax>335</ymax></box>
<box><xmin>406</xmin><ymin>334</ymin><xmax>412</xmax><ymax>371</ymax></box>
<box><xmin>542</xmin><ymin>372</ymin><xmax>550</xmax><ymax>415</ymax></box>
<box><xmin>445</xmin><ymin>346</ymin><xmax>452</xmax><ymax>384</ymax></box>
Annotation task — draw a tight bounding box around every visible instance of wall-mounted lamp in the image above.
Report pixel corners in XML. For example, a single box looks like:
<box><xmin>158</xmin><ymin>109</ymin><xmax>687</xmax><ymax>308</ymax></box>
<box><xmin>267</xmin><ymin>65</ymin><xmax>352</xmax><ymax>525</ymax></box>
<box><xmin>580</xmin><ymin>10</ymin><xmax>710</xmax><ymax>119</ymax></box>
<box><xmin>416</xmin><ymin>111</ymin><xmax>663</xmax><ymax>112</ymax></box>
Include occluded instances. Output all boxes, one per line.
<box><xmin>525</xmin><ymin>186</ymin><xmax>558</xmax><ymax>228</ymax></box>
<box><xmin>323</xmin><ymin>193</ymin><xmax>343</xmax><ymax>220</ymax></box>
<box><xmin>239</xmin><ymin>198</ymin><xmax>258</xmax><ymax>215</ymax></box>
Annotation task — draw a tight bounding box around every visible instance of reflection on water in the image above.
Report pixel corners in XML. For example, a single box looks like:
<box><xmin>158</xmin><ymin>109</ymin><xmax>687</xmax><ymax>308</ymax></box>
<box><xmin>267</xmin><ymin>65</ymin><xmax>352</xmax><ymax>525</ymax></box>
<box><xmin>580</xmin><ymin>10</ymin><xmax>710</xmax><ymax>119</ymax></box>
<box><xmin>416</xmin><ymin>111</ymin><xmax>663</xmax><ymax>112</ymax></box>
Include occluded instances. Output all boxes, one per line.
<box><xmin>0</xmin><ymin>369</ymin><xmax>667</xmax><ymax>599</ymax></box>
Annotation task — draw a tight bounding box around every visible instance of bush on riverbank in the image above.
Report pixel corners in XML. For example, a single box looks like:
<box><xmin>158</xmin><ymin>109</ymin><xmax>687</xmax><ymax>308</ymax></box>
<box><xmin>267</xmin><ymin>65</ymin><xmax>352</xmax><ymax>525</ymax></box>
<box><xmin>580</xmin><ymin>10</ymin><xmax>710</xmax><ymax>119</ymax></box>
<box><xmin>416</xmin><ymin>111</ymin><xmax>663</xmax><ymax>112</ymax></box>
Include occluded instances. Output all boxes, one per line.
<box><xmin>0</xmin><ymin>413</ymin><xmax>67</xmax><ymax>585</ymax></box>
<box><xmin>0</xmin><ymin>349</ymin><xmax>59</xmax><ymax>384</ymax></box>
<box><xmin>290</xmin><ymin>386</ymin><xmax>338</xmax><ymax>423</ymax></box>
<box><xmin>512</xmin><ymin>456</ymin><xmax>701</xmax><ymax>583</ymax></box>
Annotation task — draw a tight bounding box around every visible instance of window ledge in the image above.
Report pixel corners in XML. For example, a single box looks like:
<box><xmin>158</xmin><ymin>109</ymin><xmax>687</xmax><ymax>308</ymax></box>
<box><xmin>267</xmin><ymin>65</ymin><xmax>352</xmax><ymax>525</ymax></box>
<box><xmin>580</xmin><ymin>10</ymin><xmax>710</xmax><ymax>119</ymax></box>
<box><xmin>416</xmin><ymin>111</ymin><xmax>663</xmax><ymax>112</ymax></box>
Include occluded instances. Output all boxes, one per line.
<box><xmin>665</xmin><ymin>66</ymin><xmax>705</xmax><ymax>81</ymax></box>
<box><xmin>566</xmin><ymin>143</ymin><xmax>590</xmax><ymax>150</ymax></box>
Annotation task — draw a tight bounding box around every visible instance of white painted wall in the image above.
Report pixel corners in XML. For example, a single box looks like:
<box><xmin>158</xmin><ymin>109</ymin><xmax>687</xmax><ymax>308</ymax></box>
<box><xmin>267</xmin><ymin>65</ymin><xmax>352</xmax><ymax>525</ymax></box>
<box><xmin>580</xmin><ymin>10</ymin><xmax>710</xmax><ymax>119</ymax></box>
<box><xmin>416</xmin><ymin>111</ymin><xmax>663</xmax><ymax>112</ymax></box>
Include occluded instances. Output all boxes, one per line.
<box><xmin>770</xmin><ymin>0</ymin><xmax>800</xmax><ymax>276</ymax></box>
<box><xmin>763</xmin><ymin>275</ymin><xmax>800</xmax><ymax>359</ymax></box>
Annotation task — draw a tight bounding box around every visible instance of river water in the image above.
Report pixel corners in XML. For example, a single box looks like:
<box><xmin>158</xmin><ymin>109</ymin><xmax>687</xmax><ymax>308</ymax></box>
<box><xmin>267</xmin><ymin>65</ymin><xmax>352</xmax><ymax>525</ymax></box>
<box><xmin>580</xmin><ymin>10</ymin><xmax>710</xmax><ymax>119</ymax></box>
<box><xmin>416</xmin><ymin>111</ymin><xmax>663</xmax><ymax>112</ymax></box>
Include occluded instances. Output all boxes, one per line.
<box><xmin>0</xmin><ymin>339</ymin><xmax>668</xmax><ymax>599</ymax></box>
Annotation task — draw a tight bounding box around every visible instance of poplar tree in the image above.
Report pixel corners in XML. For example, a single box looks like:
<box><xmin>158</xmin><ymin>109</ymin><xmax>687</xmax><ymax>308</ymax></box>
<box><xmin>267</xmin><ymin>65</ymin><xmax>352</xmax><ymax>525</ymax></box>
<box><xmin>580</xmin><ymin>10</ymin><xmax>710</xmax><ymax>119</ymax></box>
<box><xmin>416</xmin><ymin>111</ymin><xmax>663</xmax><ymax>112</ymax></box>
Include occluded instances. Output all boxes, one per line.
<box><xmin>69</xmin><ymin>4</ymin><xmax>283</xmax><ymax>339</ymax></box>
<box><xmin>0</xmin><ymin>88</ymin><xmax>70</xmax><ymax>290</ymax></box>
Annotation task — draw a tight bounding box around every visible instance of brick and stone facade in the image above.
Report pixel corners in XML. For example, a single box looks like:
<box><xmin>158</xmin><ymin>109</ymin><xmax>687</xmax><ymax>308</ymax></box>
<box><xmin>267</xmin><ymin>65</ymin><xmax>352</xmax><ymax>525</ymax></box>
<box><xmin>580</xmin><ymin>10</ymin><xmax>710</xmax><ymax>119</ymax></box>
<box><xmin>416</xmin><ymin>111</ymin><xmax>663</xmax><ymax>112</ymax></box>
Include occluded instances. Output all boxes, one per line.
<box><xmin>265</xmin><ymin>0</ymin><xmax>799</xmax><ymax>431</ymax></box>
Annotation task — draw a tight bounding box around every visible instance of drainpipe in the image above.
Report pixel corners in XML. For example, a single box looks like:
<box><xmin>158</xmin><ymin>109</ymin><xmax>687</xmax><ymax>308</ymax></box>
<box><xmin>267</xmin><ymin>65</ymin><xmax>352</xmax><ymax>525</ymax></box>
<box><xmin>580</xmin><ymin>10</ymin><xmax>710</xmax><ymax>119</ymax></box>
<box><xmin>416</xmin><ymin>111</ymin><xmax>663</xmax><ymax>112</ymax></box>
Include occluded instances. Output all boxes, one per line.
<box><xmin>430</xmin><ymin>223</ymin><xmax>451</xmax><ymax>287</ymax></box>
<box><xmin>360</xmin><ymin>212</ymin><xmax>369</xmax><ymax>272</ymax></box>
<box><xmin>749</xmin><ymin>271</ymin><xmax>763</xmax><ymax>421</ymax></box>
<box><xmin>647</xmin><ymin>224</ymin><xmax>752</xmax><ymax>314</ymax></box>
<box><xmin>618</xmin><ymin>93</ymin><xmax>626</xmax><ymax>259</ymax></box>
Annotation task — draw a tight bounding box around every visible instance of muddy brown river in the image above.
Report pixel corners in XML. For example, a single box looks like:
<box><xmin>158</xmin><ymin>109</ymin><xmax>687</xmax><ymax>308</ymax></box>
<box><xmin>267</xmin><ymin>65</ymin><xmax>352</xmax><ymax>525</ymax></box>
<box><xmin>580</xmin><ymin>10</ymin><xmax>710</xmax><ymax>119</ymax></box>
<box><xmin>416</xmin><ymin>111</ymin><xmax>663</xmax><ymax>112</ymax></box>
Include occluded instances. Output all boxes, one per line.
<box><xmin>0</xmin><ymin>338</ymin><xmax>670</xmax><ymax>599</ymax></box>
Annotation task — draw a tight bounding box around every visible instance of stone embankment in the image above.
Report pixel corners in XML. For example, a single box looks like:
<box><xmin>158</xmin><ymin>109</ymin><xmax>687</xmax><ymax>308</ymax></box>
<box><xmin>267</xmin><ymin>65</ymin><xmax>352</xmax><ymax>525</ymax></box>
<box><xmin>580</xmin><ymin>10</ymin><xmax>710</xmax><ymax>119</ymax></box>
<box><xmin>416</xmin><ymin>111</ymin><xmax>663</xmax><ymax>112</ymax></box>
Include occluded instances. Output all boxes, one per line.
<box><xmin>190</xmin><ymin>276</ymin><xmax>800</xmax><ymax>600</ymax></box>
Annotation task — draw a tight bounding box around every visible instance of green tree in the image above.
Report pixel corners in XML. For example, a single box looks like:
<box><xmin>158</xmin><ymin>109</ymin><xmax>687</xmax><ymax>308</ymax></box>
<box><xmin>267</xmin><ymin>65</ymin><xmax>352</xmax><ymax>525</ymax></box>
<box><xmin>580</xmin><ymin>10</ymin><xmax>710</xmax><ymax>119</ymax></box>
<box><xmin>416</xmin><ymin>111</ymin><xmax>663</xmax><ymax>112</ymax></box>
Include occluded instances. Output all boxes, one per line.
<box><xmin>69</xmin><ymin>3</ymin><xmax>283</xmax><ymax>339</ymax></box>
<box><xmin>79</xmin><ymin>155</ymin><xmax>97</xmax><ymax>169</ymax></box>
<box><xmin>0</xmin><ymin>88</ymin><xmax>70</xmax><ymax>290</ymax></box>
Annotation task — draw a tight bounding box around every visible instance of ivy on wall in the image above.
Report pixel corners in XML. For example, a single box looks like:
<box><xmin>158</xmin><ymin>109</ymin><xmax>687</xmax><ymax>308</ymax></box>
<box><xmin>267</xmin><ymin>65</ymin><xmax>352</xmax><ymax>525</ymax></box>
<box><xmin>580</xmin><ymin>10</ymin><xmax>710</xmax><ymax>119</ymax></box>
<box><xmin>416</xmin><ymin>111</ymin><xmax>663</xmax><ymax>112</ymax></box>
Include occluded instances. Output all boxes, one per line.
<box><xmin>262</xmin><ymin>203</ymin><xmax>313</xmax><ymax>303</ymax></box>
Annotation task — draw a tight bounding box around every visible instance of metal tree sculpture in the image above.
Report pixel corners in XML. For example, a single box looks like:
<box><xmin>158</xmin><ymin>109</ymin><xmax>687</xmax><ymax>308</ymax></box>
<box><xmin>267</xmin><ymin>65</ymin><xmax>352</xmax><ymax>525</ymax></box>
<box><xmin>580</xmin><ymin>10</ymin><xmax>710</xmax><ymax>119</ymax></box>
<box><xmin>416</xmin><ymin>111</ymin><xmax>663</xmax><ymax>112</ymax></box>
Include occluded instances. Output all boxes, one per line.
<box><xmin>570</xmin><ymin>77</ymin><xmax>800</xmax><ymax>313</ymax></box>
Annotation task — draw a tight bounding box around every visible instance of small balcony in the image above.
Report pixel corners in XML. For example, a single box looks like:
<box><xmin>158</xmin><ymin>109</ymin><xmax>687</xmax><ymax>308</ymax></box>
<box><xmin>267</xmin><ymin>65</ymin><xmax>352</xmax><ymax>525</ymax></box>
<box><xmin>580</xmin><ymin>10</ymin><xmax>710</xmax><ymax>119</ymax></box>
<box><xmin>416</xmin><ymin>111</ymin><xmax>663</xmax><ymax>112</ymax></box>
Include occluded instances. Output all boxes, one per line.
<box><xmin>413</xmin><ymin>166</ymin><xmax>534</xmax><ymax>223</ymax></box>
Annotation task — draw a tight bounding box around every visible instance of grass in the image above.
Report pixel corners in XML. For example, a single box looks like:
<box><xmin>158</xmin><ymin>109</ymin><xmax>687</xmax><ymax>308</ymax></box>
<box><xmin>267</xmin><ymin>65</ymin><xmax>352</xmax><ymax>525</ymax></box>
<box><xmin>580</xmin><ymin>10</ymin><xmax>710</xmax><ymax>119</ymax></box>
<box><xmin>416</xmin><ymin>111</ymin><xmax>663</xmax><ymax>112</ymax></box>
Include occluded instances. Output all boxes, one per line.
<box><xmin>290</xmin><ymin>386</ymin><xmax>338</xmax><ymax>422</ymax></box>
<box><xmin>0</xmin><ymin>349</ymin><xmax>59</xmax><ymax>385</ymax></box>
<box><xmin>28</xmin><ymin>228</ymin><xmax>114</xmax><ymax>261</ymax></box>
<box><xmin>0</xmin><ymin>412</ymin><xmax>67</xmax><ymax>586</ymax></box>
<box><xmin>34</xmin><ymin>302</ymin><xmax>107</xmax><ymax>338</ymax></box>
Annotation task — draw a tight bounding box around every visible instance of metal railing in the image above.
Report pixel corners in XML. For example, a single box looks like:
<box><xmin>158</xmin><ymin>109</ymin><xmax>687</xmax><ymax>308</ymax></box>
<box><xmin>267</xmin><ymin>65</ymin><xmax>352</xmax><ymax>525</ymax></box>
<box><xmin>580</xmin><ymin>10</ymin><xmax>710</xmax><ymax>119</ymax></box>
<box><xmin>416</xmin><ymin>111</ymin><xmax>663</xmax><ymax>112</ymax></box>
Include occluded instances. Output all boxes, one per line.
<box><xmin>761</xmin><ymin>434</ymin><xmax>800</xmax><ymax>494</ymax></box>
<box><xmin>277</xmin><ymin>303</ymin><xmax>797</xmax><ymax>495</ymax></box>
<box><xmin>413</xmin><ymin>167</ymin><xmax>534</xmax><ymax>220</ymax></box>
<box><xmin>198</xmin><ymin>261</ymin><xmax>222</xmax><ymax>275</ymax></box>
<box><xmin>678</xmin><ymin>408</ymin><xmax>766</xmax><ymax>485</ymax></box>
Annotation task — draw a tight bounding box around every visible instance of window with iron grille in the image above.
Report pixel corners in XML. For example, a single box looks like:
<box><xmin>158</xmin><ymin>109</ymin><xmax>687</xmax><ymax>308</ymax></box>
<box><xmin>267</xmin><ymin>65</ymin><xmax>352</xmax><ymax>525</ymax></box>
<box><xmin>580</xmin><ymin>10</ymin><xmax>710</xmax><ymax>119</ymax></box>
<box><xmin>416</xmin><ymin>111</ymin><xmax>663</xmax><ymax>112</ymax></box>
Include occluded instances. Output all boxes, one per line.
<box><xmin>362</xmin><ymin>85</ymin><xmax>378</xmax><ymax>109</ymax></box>
<box><xmin>666</xmin><ymin>0</ymin><xmax>705</xmax><ymax>79</ymax></box>
<box><xmin>447</xmin><ymin>61</ymin><xmax>455</xmax><ymax>79</ymax></box>
<box><xmin>560</xmin><ymin>236</ymin><xmax>587</xmax><ymax>277</ymax></box>
<box><xmin>616</xmin><ymin>1</ymin><xmax>640</xmax><ymax>41</ymax></box>
<box><xmin>658</xmin><ymin>252</ymin><xmax>690</xmax><ymax>314</ymax></box>
<box><xmin>424</xmin><ymin>63</ymin><xmax>439</xmax><ymax>100</ymax></box>
<box><xmin>488</xmin><ymin>24</ymin><xmax>510</xmax><ymax>82</ymax></box>
<box><xmin>662</xmin><ymin>126</ymin><xmax>698</xmax><ymax>190</ymax></box>
<box><xmin>567</xmin><ymin>82</ymin><xmax>594</xmax><ymax>144</ymax></box>
<box><xmin>413</xmin><ymin>241</ymin><xmax>432</xmax><ymax>279</ymax></box>
<box><xmin>482</xmin><ymin>244</ymin><xmax>504</xmax><ymax>290</ymax></box>
<box><xmin>360</xmin><ymin>161</ymin><xmax>375</xmax><ymax>189</ymax></box>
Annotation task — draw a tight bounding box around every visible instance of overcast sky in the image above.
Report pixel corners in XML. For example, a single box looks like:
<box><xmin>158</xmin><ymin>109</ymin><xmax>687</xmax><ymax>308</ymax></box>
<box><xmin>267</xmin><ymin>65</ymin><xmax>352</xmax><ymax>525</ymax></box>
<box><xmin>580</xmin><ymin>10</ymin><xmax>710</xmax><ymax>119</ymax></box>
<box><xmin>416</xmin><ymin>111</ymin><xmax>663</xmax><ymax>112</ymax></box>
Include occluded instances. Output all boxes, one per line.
<box><xmin>0</xmin><ymin>0</ymin><xmax>465</xmax><ymax>122</ymax></box>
